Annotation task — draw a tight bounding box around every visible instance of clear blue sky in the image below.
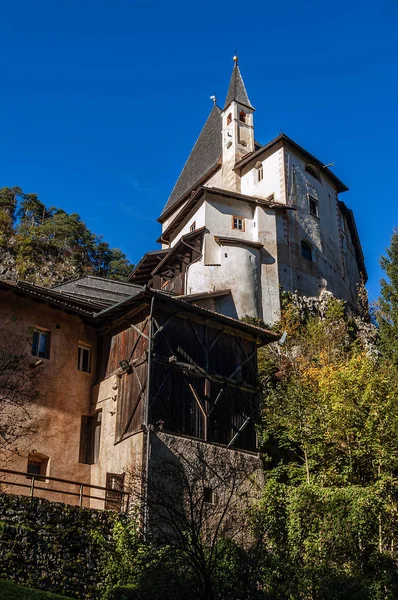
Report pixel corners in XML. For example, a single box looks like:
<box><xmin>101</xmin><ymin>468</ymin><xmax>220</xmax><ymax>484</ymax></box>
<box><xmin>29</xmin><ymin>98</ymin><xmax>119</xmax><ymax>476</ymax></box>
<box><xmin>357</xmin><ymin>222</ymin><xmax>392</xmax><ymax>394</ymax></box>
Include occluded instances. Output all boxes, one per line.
<box><xmin>0</xmin><ymin>0</ymin><xmax>397</xmax><ymax>300</ymax></box>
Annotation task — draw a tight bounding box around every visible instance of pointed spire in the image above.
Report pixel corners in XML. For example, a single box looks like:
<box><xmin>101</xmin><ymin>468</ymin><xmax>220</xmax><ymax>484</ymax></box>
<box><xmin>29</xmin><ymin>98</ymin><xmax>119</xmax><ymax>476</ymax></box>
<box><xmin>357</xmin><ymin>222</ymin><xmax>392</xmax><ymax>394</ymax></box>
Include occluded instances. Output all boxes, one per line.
<box><xmin>224</xmin><ymin>56</ymin><xmax>254</xmax><ymax>111</ymax></box>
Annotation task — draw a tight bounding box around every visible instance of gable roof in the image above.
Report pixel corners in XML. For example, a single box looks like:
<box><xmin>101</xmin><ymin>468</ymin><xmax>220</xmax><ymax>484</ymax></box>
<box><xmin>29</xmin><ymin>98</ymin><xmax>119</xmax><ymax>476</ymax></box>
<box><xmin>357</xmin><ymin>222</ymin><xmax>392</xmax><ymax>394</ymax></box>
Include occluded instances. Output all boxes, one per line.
<box><xmin>158</xmin><ymin>105</ymin><xmax>222</xmax><ymax>222</ymax></box>
<box><xmin>224</xmin><ymin>63</ymin><xmax>254</xmax><ymax>111</ymax></box>
<box><xmin>235</xmin><ymin>133</ymin><xmax>348</xmax><ymax>194</ymax></box>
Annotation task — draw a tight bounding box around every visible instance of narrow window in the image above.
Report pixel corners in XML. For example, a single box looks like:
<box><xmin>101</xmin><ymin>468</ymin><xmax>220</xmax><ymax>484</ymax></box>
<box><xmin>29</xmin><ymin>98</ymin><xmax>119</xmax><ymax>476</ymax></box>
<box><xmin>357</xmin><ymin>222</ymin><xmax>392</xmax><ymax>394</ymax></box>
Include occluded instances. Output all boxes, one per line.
<box><xmin>239</xmin><ymin>111</ymin><xmax>246</xmax><ymax>123</ymax></box>
<box><xmin>301</xmin><ymin>241</ymin><xmax>313</xmax><ymax>261</ymax></box>
<box><xmin>27</xmin><ymin>453</ymin><xmax>49</xmax><ymax>481</ymax></box>
<box><xmin>226</xmin><ymin>113</ymin><xmax>232</xmax><ymax>126</ymax></box>
<box><xmin>308</xmin><ymin>196</ymin><xmax>319</xmax><ymax>217</ymax></box>
<box><xmin>79</xmin><ymin>411</ymin><xmax>102</xmax><ymax>465</ymax></box>
<box><xmin>78</xmin><ymin>345</ymin><xmax>91</xmax><ymax>373</ymax></box>
<box><xmin>105</xmin><ymin>472</ymin><xmax>125</xmax><ymax>511</ymax></box>
<box><xmin>32</xmin><ymin>329</ymin><xmax>50</xmax><ymax>359</ymax></box>
<box><xmin>190</xmin><ymin>221</ymin><xmax>196</xmax><ymax>232</ymax></box>
<box><xmin>255</xmin><ymin>161</ymin><xmax>263</xmax><ymax>182</ymax></box>
<box><xmin>204</xmin><ymin>487</ymin><xmax>214</xmax><ymax>504</ymax></box>
<box><xmin>232</xmin><ymin>216</ymin><xmax>245</xmax><ymax>231</ymax></box>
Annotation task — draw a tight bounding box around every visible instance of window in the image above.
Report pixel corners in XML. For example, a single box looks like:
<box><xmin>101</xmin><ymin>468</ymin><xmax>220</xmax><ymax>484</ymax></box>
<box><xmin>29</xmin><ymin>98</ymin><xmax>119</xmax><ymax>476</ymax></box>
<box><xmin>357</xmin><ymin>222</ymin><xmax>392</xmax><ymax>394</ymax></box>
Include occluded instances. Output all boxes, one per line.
<box><xmin>227</xmin><ymin>112</ymin><xmax>232</xmax><ymax>126</ymax></box>
<box><xmin>301</xmin><ymin>241</ymin><xmax>313</xmax><ymax>261</ymax></box>
<box><xmin>239</xmin><ymin>111</ymin><xmax>246</xmax><ymax>123</ymax></box>
<box><xmin>32</xmin><ymin>329</ymin><xmax>50</xmax><ymax>359</ymax></box>
<box><xmin>255</xmin><ymin>161</ymin><xmax>263</xmax><ymax>182</ymax></box>
<box><xmin>232</xmin><ymin>216</ymin><xmax>245</xmax><ymax>231</ymax></box>
<box><xmin>27</xmin><ymin>453</ymin><xmax>49</xmax><ymax>480</ymax></box>
<box><xmin>308</xmin><ymin>195</ymin><xmax>319</xmax><ymax>217</ymax></box>
<box><xmin>204</xmin><ymin>487</ymin><xmax>214</xmax><ymax>504</ymax></box>
<box><xmin>305</xmin><ymin>164</ymin><xmax>321</xmax><ymax>182</ymax></box>
<box><xmin>79</xmin><ymin>411</ymin><xmax>102</xmax><ymax>464</ymax></box>
<box><xmin>78</xmin><ymin>345</ymin><xmax>91</xmax><ymax>373</ymax></box>
<box><xmin>190</xmin><ymin>222</ymin><xmax>196</xmax><ymax>232</ymax></box>
<box><xmin>105</xmin><ymin>472</ymin><xmax>125</xmax><ymax>511</ymax></box>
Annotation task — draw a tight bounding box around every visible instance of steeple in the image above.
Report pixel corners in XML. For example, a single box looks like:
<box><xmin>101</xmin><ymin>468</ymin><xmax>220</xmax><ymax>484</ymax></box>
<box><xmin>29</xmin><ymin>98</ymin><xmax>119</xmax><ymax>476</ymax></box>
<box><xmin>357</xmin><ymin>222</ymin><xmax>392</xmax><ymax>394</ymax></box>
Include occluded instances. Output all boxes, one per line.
<box><xmin>224</xmin><ymin>56</ymin><xmax>254</xmax><ymax>111</ymax></box>
<box><xmin>221</xmin><ymin>57</ymin><xmax>255</xmax><ymax>191</ymax></box>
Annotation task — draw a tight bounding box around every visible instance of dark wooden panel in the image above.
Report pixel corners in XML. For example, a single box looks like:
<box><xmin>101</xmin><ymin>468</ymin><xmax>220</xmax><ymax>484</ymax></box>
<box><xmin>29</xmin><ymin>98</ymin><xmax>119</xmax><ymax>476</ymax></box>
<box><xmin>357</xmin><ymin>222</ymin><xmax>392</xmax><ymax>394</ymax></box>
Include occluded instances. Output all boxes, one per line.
<box><xmin>150</xmin><ymin>306</ymin><xmax>258</xmax><ymax>452</ymax></box>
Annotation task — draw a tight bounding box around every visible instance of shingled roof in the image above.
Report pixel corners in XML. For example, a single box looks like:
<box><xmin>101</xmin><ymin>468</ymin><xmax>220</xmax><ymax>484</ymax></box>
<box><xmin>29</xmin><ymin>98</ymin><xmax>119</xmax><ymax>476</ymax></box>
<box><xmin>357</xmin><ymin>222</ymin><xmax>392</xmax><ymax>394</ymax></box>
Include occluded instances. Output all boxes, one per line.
<box><xmin>224</xmin><ymin>63</ymin><xmax>254</xmax><ymax>111</ymax></box>
<box><xmin>158</xmin><ymin>105</ymin><xmax>222</xmax><ymax>222</ymax></box>
<box><xmin>52</xmin><ymin>276</ymin><xmax>142</xmax><ymax>307</ymax></box>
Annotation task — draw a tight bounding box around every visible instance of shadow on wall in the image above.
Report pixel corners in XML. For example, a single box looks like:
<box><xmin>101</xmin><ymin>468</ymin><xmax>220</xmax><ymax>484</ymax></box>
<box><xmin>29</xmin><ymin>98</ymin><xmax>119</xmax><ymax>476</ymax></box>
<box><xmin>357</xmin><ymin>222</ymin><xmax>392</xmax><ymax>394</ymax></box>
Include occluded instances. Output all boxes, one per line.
<box><xmin>216</xmin><ymin>293</ymin><xmax>238</xmax><ymax>319</ymax></box>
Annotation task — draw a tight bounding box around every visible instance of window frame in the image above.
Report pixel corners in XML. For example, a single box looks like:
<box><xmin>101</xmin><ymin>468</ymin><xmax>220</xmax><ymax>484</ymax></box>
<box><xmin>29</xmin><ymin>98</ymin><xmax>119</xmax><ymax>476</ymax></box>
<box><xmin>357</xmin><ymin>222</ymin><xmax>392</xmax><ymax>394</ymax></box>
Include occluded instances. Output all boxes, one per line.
<box><xmin>31</xmin><ymin>328</ymin><xmax>50</xmax><ymax>359</ymax></box>
<box><xmin>308</xmin><ymin>195</ymin><xmax>319</xmax><ymax>218</ymax></box>
<box><xmin>79</xmin><ymin>410</ymin><xmax>102</xmax><ymax>465</ymax></box>
<box><xmin>78</xmin><ymin>344</ymin><xmax>91</xmax><ymax>373</ymax></box>
<box><xmin>255</xmin><ymin>161</ymin><xmax>263</xmax><ymax>183</ymax></box>
<box><xmin>232</xmin><ymin>215</ymin><xmax>245</xmax><ymax>231</ymax></box>
<box><xmin>27</xmin><ymin>453</ymin><xmax>49</xmax><ymax>482</ymax></box>
<box><xmin>239</xmin><ymin>111</ymin><xmax>246</xmax><ymax>123</ymax></box>
<box><xmin>190</xmin><ymin>221</ymin><xmax>196</xmax><ymax>232</ymax></box>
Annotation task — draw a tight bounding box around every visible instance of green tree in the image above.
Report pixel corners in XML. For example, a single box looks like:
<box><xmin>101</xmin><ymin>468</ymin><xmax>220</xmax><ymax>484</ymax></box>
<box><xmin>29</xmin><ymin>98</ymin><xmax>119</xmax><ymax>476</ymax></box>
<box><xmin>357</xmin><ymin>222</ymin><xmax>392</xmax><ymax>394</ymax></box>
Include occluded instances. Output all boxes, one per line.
<box><xmin>377</xmin><ymin>228</ymin><xmax>398</xmax><ymax>367</ymax></box>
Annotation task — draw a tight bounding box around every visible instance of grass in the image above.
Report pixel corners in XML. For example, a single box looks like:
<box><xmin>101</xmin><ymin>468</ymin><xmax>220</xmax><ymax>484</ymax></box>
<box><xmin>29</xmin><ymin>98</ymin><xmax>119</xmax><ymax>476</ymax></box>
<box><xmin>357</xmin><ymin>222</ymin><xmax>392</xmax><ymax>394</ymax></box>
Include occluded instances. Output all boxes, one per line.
<box><xmin>0</xmin><ymin>579</ymin><xmax>75</xmax><ymax>599</ymax></box>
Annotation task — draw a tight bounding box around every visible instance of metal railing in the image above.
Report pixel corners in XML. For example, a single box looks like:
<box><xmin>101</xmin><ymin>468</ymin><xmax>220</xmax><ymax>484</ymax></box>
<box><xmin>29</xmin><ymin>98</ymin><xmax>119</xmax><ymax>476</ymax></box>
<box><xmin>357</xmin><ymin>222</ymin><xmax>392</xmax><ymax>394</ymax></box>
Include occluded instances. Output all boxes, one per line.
<box><xmin>0</xmin><ymin>468</ymin><xmax>130</xmax><ymax>513</ymax></box>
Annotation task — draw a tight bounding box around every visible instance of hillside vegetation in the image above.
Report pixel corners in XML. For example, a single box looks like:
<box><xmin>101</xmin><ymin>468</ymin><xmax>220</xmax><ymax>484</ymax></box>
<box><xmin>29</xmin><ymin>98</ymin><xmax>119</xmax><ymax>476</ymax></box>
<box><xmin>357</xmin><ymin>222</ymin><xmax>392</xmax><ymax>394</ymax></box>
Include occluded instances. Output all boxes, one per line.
<box><xmin>0</xmin><ymin>579</ymin><xmax>73</xmax><ymax>599</ymax></box>
<box><xmin>0</xmin><ymin>186</ymin><xmax>132</xmax><ymax>286</ymax></box>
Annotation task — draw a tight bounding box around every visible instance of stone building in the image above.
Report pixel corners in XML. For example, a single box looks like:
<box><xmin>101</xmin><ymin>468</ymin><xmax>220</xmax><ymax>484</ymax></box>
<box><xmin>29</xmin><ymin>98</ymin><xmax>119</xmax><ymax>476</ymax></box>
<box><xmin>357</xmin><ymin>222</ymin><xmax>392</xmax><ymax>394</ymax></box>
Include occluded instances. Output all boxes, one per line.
<box><xmin>129</xmin><ymin>58</ymin><xmax>366</xmax><ymax>324</ymax></box>
<box><xmin>0</xmin><ymin>277</ymin><xmax>276</xmax><ymax>512</ymax></box>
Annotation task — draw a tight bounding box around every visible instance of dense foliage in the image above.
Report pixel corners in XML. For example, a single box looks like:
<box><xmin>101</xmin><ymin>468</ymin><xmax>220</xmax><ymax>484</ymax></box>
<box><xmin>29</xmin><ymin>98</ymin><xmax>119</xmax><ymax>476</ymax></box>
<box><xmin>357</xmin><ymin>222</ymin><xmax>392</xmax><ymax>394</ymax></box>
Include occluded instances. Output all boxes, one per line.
<box><xmin>254</xmin><ymin>287</ymin><xmax>398</xmax><ymax>598</ymax></box>
<box><xmin>0</xmin><ymin>186</ymin><xmax>132</xmax><ymax>285</ymax></box>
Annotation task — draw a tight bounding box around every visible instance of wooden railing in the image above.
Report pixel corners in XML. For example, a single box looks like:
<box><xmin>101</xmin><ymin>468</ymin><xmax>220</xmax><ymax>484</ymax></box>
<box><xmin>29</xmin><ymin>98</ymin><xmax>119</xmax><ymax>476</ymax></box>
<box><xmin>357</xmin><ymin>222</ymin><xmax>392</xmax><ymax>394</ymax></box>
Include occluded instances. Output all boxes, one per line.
<box><xmin>0</xmin><ymin>468</ymin><xmax>130</xmax><ymax>513</ymax></box>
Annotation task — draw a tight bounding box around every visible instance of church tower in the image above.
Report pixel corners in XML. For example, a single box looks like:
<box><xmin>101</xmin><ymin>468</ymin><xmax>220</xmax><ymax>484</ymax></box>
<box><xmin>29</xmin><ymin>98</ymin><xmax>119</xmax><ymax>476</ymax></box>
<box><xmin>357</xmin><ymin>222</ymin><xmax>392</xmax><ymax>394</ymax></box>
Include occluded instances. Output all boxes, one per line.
<box><xmin>221</xmin><ymin>56</ymin><xmax>255</xmax><ymax>192</ymax></box>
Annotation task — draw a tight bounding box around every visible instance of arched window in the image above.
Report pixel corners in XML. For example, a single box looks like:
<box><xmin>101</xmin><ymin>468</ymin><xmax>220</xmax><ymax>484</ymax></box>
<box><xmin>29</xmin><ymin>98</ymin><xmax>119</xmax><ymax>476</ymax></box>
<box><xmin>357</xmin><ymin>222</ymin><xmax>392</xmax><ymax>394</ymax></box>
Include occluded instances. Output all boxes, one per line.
<box><xmin>305</xmin><ymin>164</ymin><xmax>321</xmax><ymax>182</ymax></box>
<box><xmin>255</xmin><ymin>161</ymin><xmax>263</xmax><ymax>182</ymax></box>
<box><xmin>239</xmin><ymin>111</ymin><xmax>246</xmax><ymax>123</ymax></box>
<box><xmin>227</xmin><ymin>113</ymin><xmax>232</xmax><ymax>126</ymax></box>
<box><xmin>301</xmin><ymin>240</ymin><xmax>313</xmax><ymax>262</ymax></box>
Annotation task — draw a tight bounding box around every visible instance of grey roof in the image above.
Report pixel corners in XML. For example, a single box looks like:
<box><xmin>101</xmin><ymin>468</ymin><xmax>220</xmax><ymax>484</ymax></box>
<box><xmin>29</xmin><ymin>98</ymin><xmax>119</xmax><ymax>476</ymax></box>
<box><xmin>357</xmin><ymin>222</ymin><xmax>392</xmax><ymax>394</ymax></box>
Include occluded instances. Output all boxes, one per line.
<box><xmin>158</xmin><ymin>105</ymin><xmax>222</xmax><ymax>221</ymax></box>
<box><xmin>52</xmin><ymin>276</ymin><xmax>143</xmax><ymax>307</ymax></box>
<box><xmin>224</xmin><ymin>64</ymin><xmax>254</xmax><ymax>111</ymax></box>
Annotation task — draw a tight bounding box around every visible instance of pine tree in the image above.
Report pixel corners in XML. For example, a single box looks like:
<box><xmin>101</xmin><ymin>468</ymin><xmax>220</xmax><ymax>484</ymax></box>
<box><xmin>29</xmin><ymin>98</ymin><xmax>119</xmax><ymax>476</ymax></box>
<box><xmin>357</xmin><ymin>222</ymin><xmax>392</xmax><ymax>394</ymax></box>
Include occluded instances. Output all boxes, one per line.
<box><xmin>378</xmin><ymin>228</ymin><xmax>398</xmax><ymax>367</ymax></box>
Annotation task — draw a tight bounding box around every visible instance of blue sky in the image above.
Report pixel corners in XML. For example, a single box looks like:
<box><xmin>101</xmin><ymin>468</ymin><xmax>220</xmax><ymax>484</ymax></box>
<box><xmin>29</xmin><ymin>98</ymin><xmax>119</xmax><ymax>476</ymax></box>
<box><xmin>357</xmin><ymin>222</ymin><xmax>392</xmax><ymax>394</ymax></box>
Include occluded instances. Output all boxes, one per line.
<box><xmin>0</xmin><ymin>0</ymin><xmax>397</xmax><ymax>300</ymax></box>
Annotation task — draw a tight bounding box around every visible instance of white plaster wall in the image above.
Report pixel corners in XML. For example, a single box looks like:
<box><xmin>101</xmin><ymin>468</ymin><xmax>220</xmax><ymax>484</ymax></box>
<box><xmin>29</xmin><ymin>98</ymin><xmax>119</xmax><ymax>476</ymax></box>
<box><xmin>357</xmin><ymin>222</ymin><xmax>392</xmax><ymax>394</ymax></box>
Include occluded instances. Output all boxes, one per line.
<box><xmin>169</xmin><ymin>201</ymin><xmax>206</xmax><ymax>248</ymax></box>
<box><xmin>255</xmin><ymin>206</ymin><xmax>281</xmax><ymax>324</ymax></box>
<box><xmin>240</xmin><ymin>148</ymin><xmax>285</xmax><ymax>204</ymax></box>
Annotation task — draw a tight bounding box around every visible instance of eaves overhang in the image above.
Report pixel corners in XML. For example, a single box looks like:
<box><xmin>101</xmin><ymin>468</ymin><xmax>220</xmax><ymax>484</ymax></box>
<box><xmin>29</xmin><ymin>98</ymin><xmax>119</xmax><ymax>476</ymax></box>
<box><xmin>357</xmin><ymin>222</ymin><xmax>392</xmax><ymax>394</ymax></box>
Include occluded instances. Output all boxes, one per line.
<box><xmin>157</xmin><ymin>186</ymin><xmax>293</xmax><ymax>244</ymax></box>
<box><xmin>235</xmin><ymin>133</ymin><xmax>349</xmax><ymax>194</ymax></box>
<box><xmin>94</xmin><ymin>287</ymin><xmax>279</xmax><ymax>346</ymax></box>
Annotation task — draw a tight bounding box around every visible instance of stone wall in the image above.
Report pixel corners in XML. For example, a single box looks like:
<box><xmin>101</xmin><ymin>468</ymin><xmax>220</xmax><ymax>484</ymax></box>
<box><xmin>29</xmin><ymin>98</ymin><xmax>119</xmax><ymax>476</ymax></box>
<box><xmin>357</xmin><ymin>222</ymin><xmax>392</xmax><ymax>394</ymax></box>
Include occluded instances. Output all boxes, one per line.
<box><xmin>0</xmin><ymin>492</ymin><xmax>120</xmax><ymax>598</ymax></box>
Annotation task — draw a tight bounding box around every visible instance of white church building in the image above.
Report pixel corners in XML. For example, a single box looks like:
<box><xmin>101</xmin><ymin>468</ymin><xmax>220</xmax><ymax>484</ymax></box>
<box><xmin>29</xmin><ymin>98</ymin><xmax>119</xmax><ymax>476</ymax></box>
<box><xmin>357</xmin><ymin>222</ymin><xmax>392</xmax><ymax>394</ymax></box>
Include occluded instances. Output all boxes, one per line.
<box><xmin>129</xmin><ymin>58</ymin><xmax>366</xmax><ymax>324</ymax></box>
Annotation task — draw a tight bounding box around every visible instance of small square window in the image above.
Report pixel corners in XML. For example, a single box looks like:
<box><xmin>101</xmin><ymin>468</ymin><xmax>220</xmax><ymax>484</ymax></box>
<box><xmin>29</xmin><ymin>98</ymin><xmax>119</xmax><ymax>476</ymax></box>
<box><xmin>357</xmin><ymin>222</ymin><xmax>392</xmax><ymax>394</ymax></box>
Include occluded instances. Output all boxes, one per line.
<box><xmin>232</xmin><ymin>216</ymin><xmax>245</xmax><ymax>231</ymax></box>
<box><xmin>78</xmin><ymin>345</ymin><xmax>91</xmax><ymax>373</ymax></box>
<box><xmin>32</xmin><ymin>330</ymin><xmax>50</xmax><ymax>359</ymax></box>
<box><xmin>27</xmin><ymin>453</ymin><xmax>49</xmax><ymax>481</ymax></box>
<box><xmin>308</xmin><ymin>196</ymin><xmax>319</xmax><ymax>217</ymax></box>
<box><xmin>190</xmin><ymin>222</ymin><xmax>196</xmax><ymax>232</ymax></box>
